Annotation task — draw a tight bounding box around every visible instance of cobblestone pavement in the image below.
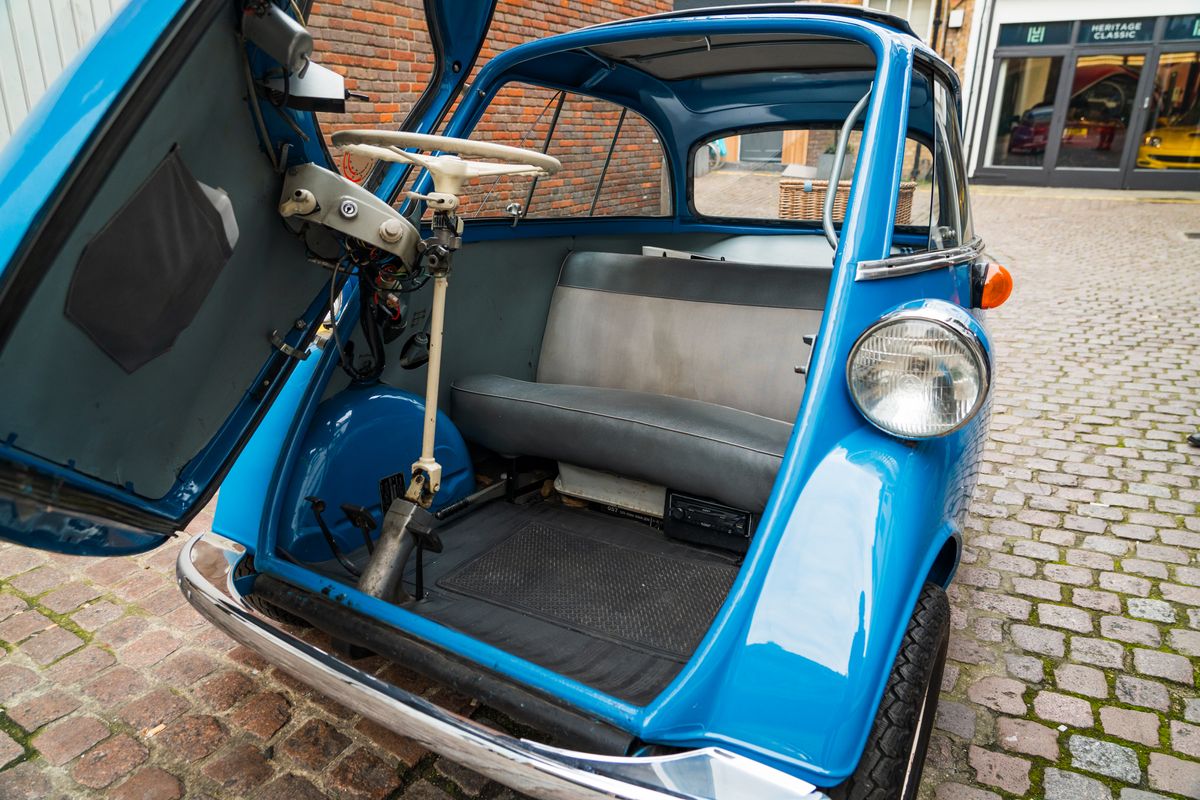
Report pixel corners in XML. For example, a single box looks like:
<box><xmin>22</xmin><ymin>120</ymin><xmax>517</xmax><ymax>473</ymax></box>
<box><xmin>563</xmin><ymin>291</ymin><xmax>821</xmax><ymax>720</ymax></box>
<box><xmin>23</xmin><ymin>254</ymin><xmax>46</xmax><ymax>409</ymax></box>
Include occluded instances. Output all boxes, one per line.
<box><xmin>0</xmin><ymin>189</ymin><xmax>1197</xmax><ymax>799</ymax></box>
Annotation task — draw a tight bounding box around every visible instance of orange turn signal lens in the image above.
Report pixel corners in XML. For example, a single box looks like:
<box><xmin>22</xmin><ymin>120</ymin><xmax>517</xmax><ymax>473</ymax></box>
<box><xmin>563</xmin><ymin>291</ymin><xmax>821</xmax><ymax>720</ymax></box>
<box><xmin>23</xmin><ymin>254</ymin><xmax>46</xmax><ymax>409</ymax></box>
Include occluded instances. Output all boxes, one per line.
<box><xmin>980</xmin><ymin>263</ymin><xmax>1012</xmax><ymax>309</ymax></box>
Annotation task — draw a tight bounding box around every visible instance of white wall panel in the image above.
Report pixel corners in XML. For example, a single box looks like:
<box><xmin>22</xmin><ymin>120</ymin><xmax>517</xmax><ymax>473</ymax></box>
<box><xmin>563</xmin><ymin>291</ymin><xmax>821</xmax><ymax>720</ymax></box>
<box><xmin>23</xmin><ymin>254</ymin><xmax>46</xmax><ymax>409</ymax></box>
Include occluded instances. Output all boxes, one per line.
<box><xmin>0</xmin><ymin>0</ymin><xmax>128</xmax><ymax>148</ymax></box>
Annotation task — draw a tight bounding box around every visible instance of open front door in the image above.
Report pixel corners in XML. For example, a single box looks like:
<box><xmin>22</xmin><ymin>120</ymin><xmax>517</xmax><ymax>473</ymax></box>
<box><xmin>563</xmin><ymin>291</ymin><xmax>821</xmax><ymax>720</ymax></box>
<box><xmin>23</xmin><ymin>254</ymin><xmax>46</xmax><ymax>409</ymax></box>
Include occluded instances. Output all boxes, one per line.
<box><xmin>0</xmin><ymin>0</ymin><xmax>327</xmax><ymax>554</ymax></box>
<box><xmin>0</xmin><ymin>0</ymin><xmax>497</xmax><ymax>556</ymax></box>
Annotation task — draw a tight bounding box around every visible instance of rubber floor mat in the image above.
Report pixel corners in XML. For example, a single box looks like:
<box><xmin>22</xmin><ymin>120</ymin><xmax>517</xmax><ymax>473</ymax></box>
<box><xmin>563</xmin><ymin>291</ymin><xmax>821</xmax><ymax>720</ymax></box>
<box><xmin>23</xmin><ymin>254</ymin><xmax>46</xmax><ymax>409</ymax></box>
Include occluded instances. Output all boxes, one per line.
<box><xmin>440</xmin><ymin>521</ymin><xmax>738</xmax><ymax>659</ymax></box>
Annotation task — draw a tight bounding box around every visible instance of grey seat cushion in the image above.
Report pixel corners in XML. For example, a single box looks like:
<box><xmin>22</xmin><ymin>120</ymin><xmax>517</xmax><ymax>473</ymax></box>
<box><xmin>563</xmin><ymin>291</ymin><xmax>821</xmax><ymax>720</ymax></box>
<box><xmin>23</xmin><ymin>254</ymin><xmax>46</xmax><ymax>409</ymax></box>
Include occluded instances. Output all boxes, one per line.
<box><xmin>451</xmin><ymin>374</ymin><xmax>793</xmax><ymax>512</ymax></box>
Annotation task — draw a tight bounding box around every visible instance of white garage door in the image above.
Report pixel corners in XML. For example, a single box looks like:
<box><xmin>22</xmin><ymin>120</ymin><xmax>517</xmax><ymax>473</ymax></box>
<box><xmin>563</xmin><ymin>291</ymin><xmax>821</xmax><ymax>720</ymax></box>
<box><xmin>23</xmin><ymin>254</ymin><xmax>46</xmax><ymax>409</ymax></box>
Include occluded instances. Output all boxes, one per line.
<box><xmin>0</xmin><ymin>0</ymin><xmax>130</xmax><ymax>148</ymax></box>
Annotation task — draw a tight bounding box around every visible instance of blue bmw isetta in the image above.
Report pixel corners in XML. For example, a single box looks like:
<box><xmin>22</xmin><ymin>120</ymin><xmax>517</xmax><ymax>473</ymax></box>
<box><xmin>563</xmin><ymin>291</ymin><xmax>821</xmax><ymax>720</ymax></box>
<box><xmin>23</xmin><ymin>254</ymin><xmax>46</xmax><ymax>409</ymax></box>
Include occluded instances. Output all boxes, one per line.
<box><xmin>0</xmin><ymin>2</ymin><xmax>1012</xmax><ymax>797</ymax></box>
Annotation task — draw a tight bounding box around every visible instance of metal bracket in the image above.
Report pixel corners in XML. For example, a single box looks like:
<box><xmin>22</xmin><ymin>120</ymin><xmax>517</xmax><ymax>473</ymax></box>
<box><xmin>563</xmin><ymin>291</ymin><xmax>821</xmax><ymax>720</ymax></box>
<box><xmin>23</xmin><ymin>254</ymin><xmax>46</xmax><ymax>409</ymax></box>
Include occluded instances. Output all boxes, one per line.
<box><xmin>269</xmin><ymin>329</ymin><xmax>310</xmax><ymax>361</ymax></box>
<box><xmin>275</xmin><ymin>142</ymin><xmax>291</xmax><ymax>174</ymax></box>
<box><xmin>795</xmin><ymin>334</ymin><xmax>817</xmax><ymax>376</ymax></box>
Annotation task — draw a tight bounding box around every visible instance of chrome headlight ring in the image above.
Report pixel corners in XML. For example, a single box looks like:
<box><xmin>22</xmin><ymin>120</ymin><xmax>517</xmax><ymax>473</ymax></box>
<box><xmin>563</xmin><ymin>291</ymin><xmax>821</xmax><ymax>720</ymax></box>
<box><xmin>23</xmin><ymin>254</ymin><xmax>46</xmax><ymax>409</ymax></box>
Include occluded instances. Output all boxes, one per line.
<box><xmin>846</xmin><ymin>307</ymin><xmax>991</xmax><ymax>439</ymax></box>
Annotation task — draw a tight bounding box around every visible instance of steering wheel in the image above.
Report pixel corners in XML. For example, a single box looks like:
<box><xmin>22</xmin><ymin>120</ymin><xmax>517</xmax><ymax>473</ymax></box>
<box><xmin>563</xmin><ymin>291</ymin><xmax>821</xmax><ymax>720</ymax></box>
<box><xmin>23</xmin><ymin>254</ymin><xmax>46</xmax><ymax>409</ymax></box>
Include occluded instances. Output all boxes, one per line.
<box><xmin>331</xmin><ymin>130</ymin><xmax>561</xmax><ymax>210</ymax></box>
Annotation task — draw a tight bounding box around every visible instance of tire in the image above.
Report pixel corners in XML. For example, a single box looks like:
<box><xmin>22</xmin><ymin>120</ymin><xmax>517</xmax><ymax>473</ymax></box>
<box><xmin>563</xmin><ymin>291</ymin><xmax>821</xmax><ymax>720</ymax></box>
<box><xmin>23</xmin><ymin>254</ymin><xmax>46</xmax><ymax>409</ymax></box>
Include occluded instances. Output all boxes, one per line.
<box><xmin>830</xmin><ymin>582</ymin><xmax>950</xmax><ymax>800</ymax></box>
<box><xmin>232</xmin><ymin>555</ymin><xmax>311</xmax><ymax>628</ymax></box>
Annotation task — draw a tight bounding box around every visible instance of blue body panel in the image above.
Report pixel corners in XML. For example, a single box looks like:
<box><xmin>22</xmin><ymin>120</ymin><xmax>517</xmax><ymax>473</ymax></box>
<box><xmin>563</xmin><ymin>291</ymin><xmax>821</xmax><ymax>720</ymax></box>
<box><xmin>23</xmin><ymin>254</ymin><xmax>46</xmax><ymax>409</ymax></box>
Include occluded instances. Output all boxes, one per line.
<box><xmin>275</xmin><ymin>384</ymin><xmax>474</xmax><ymax>561</ymax></box>
<box><xmin>0</xmin><ymin>0</ymin><xmax>185</xmax><ymax>275</ymax></box>
<box><xmin>213</xmin><ymin>339</ymin><xmax>326</xmax><ymax>550</ymax></box>
<box><xmin>375</xmin><ymin>0</ymin><xmax>499</xmax><ymax>204</ymax></box>
<box><xmin>0</xmin><ymin>0</ymin><xmax>331</xmax><ymax>552</ymax></box>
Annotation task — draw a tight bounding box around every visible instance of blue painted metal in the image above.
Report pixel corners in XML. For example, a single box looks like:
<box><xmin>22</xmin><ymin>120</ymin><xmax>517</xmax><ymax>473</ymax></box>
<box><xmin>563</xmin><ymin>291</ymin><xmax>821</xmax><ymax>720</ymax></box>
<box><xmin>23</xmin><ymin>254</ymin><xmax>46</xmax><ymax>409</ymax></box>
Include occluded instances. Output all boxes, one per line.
<box><xmin>275</xmin><ymin>383</ymin><xmax>474</xmax><ymax>561</ymax></box>
<box><xmin>0</xmin><ymin>503</ymin><xmax>168</xmax><ymax>557</ymax></box>
<box><xmin>375</xmin><ymin>0</ymin><xmax>499</xmax><ymax>203</ymax></box>
<box><xmin>0</xmin><ymin>0</ymin><xmax>185</xmax><ymax>274</ymax></box>
<box><xmin>213</xmin><ymin>336</ymin><xmax>326</xmax><ymax>552</ymax></box>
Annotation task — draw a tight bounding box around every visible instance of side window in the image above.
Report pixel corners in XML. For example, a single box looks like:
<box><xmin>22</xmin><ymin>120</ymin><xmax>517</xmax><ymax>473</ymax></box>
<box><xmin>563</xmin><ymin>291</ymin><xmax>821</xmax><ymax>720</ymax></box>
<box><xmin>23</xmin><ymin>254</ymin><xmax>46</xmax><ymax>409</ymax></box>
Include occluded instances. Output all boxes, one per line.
<box><xmin>457</xmin><ymin>83</ymin><xmax>670</xmax><ymax>220</ymax></box>
<box><xmin>692</xmin><ymin>127</ymin><xmax>931</xmax><ymax>229</ymax></box>
<box><xmin>929</xmin><ymin>78</ymin><xmax>974</xmax><ymax>249</ymax></box>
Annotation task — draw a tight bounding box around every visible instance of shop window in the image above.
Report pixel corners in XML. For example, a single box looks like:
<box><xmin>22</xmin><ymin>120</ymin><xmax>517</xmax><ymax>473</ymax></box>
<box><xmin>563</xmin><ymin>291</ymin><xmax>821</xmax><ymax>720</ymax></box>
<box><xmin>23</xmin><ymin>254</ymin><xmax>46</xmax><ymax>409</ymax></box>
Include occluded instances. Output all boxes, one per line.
<box><xmin>984</xmin><ymin>56</ymin><xmax>1064</xmax><ymax>168</ymax></box>
<box><xmin>1058</xmin><ymin>54</ymin><xmax>1144</xmax><ymax>170</ymax></box>
<box><xmin>456</xmin><ymin>83</ymin><xmax>669</xmax><ymax>220</ymax></box>
<box><xmin>1137</xmin><ymin>51</ymin><xmax>1200</xmax><ymax>171</ymax></box>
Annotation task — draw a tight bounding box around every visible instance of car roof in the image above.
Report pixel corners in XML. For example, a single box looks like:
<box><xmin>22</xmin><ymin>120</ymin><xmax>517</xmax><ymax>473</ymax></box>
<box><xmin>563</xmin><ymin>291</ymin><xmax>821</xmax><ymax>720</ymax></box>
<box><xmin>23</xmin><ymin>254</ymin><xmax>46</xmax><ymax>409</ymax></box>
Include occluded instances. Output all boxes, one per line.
<box><xmin>586</xmin><ymin>3</ymin><xmax>919</xmax><ymax>41</ymax></box>
<box><xmin>586</xmin><ymin>32</ymin><xmax>875</xmax><ymax>81</ymax></box>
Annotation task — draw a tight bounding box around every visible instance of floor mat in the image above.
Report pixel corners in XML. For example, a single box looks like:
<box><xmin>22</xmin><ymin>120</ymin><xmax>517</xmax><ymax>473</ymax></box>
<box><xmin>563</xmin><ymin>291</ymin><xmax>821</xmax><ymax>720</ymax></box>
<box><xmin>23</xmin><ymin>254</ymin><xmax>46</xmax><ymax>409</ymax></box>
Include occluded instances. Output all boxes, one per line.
<box><xmin>440</xmin><ymin>519</ymin><xmax>738</xmax><ymax>659</ymax></box>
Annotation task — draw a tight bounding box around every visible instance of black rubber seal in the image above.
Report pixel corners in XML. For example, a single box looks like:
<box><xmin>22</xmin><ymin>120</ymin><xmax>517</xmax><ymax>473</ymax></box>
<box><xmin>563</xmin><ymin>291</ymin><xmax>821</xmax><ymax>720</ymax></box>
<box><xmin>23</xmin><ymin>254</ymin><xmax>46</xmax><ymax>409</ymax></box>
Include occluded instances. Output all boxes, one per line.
<box><xmin>252</xmin><ymin>574</ymin><xmax>635</xmax><ymax>755</ymax></box>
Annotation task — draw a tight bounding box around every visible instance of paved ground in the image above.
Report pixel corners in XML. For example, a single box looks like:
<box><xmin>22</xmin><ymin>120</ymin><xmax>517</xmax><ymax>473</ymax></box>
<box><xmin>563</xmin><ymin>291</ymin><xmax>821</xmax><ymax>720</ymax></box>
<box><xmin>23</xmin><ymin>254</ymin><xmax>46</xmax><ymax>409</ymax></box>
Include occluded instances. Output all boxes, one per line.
<box><xmin>0</xmin><ymin>188</ymin><xmax>1198</xmax><ymax>799</ymax></box>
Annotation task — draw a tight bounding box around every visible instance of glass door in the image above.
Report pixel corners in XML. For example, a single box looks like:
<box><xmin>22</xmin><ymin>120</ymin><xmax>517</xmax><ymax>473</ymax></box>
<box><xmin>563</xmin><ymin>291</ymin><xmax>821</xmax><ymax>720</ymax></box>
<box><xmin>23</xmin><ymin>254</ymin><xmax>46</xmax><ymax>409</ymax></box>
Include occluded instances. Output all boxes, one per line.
<box><xmin>1136</xmin><ymin>50</ymin><xmax>1200</xmax><ymax>171</ymax></box>
<box><xmin>1054</xmin><ymin>52</ymin><xmax>1146</xmax><ymax>171</ymax></box>
<box><xmin>983</xmin><ymin>55</ymin><xmax>1064</xmax><ymax>169</ymax></box>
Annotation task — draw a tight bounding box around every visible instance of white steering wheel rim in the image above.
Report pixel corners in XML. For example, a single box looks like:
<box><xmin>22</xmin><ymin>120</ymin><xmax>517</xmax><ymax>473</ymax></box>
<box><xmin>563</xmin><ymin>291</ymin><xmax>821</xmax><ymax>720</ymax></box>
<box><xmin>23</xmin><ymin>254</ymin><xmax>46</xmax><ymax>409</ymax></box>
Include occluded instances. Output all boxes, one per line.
<box><xmin>331</xmin><ymin>129</ymin><xmax>561</xmax><ymax>174</ymax></box>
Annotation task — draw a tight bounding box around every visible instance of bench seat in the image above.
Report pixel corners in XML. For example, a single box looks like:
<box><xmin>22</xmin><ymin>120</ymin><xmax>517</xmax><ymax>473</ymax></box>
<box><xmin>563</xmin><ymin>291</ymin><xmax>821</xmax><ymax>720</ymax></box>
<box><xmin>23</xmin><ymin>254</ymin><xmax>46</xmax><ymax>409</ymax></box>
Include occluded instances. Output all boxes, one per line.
<box><xmin>450</xmin><ymin>248</ymin><xmax>829</xmax><ymax>513</ymax></box>
<box><xmin>451</xmin><ymin>374</ymin><xmax>792</xmax><ymax>511</ymax></box>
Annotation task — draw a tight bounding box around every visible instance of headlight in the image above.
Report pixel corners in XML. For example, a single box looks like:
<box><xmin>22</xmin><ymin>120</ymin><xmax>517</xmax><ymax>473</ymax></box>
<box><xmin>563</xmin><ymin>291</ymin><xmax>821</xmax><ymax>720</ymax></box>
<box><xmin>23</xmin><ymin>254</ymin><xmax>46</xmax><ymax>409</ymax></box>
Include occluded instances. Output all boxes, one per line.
<box><xmin>847</xmin><ymin>310</ymin><xmax>988</xmax><ymax>438</ymax></box>
<box><xmin>1144</xmin><ymin>135</ymin><xmax>1162</xmax><ymax>148</ymax></box>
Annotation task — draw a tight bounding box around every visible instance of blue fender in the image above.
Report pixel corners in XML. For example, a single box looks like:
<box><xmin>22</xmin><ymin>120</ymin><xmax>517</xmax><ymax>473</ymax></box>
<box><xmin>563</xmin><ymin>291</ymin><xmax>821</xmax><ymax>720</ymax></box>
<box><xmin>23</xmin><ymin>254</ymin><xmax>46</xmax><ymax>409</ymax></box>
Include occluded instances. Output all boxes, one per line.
<box><xmin>644</xmin><ymin>421</ymin><xmax>977</xmax><ymax>783</ymax></box>
<box><xmin>274</xmin><ymin>384</ymin><xmax>474</xmax><ymax>561</ymax></box>
<box><xmin>641</xmin><ymin>300</ymin><xmax>990</xmax><ymax>783</ymax></box>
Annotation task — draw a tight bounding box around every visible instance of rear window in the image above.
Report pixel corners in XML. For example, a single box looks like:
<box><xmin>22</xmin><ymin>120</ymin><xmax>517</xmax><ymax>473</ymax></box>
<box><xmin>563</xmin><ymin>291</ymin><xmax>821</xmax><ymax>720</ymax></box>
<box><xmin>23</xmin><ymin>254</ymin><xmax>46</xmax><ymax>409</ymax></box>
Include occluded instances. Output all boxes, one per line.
<box><xmin>458</xmin><ymin>82</ymin><xmax>671</xmax><ymax>220</ymax></box>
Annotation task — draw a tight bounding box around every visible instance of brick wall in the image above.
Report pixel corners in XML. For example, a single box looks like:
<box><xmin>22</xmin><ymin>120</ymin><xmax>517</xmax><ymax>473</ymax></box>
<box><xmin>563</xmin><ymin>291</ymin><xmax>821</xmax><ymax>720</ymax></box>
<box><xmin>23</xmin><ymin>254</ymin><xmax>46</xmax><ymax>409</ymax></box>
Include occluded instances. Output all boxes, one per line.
<box><xmin>307</xmin><ymin>0</ymin><xmax>671</xmax><ymax>216</ymax></box>
<box><xmin>307</xmin><ymin>1</ymin><xmax>432</xmax><ymax>131</ymax></box>
<box><xmin>937</xmin><ymin>0</ymin><xmax>976</xmax><ymax>81</ymax></box>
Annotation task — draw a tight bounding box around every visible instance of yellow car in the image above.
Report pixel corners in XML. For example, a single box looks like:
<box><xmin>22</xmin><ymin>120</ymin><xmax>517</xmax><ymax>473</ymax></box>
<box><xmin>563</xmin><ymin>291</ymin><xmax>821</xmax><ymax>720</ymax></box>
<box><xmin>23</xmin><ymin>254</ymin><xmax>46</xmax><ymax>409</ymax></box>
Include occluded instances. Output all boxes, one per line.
<box><xmin>1138</xmin><ymin>107</ymin><xmax>1200</xmax><ymax>169</ymax></box>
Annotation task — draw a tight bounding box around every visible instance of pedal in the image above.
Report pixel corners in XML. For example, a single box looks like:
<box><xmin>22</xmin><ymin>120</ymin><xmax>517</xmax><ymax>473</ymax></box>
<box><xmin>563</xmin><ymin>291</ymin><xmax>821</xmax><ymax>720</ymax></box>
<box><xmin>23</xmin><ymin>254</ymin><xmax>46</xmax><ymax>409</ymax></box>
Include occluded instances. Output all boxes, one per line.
<box><xmin>339</xmin><ymin>503</ymin><xmax>377</xmax><ymax>555</ymax></box>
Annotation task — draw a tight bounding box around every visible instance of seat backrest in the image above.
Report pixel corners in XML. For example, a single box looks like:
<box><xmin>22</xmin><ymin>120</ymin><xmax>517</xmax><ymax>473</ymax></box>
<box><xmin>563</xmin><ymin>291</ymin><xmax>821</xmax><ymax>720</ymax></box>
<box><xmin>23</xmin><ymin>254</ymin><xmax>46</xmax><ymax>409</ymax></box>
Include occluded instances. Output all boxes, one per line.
<box><xmin>537</xmin><ymin>251</ymin><xmax>830</xmax><ymax>422</ymax></box>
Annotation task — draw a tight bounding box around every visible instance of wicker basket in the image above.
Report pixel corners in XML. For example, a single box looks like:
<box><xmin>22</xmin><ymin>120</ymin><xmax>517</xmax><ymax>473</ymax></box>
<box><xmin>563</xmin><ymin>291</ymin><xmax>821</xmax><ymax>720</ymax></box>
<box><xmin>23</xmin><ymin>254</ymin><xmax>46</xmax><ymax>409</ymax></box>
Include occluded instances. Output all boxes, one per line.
<box><xmin>778</xmin><ymin>179</ymin><xmax>917</xmax><ymax>224</ymax></box>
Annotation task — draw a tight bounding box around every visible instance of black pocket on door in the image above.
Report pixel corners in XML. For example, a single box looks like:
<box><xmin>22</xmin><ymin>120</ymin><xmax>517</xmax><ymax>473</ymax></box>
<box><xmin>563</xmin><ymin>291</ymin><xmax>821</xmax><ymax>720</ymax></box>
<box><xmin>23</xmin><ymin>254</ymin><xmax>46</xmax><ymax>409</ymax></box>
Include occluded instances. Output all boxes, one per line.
<box><xmin>65</xmin><ymin>145</ymin><xmax>234</xmax><ymax>373</ymax></box>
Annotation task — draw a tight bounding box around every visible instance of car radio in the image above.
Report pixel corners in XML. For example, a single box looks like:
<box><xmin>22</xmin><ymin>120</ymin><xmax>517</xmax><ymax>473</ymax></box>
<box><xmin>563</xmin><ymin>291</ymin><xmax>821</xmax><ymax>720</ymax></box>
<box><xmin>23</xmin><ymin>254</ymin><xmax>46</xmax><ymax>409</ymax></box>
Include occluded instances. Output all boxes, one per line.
<box><xmin>663</xmin><ymin>491</ymin><xmax>756</xmax><ymax>553</ymax></box>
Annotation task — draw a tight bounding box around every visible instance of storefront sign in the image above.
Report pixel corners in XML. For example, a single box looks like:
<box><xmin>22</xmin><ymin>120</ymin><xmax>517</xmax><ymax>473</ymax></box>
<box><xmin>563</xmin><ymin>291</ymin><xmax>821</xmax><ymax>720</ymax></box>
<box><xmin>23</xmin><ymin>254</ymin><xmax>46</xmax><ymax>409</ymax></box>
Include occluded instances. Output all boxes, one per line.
<box><xmin>1164</xmin><ymin>14</ymin><xmax>1200</xmax><ymax>41</ymax></box>
<box><xmin>1079</xmin><ymin>18</ymin><xmax>1154</xmax><ymax>43</ymax></box>
<box><xmin>998</xmin><ymin>21</ymin><xmax>1072</xmax><ymax>47</ymax></box>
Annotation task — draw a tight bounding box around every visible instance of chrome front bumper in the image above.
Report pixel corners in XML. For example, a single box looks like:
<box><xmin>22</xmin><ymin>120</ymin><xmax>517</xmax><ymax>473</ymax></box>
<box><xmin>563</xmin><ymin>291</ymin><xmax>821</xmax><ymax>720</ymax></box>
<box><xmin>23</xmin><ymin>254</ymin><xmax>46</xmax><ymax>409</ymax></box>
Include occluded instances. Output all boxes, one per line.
<box><xmin>177</xmin><ymin>532</ymin><xmax>829</xmax><ymax>800</ymax></box>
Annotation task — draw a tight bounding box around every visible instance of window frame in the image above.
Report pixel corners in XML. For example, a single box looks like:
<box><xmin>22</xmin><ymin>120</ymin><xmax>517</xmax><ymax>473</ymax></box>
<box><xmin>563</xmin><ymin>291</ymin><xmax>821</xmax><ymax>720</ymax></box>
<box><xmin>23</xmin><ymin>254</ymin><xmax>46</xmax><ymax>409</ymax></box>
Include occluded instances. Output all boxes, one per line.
<box><xmin>856</xmin><ymin>67</ymin><xmax>983</xmax><ymax>280</ymax></box>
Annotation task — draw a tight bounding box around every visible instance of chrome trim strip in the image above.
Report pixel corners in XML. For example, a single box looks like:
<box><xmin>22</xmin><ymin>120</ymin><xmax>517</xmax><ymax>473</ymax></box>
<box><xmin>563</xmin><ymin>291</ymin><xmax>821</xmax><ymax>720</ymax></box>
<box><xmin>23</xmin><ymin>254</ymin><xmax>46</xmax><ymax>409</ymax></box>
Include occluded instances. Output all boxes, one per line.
<box><xmin>177</xmin><ymin>533</ymin><xmax>829</xmax><ymax>800</ymax></box>
<box><xmin>855</xmin><ymin>236</ymin><xmax>984</xmax><ymax>281</ymax></box>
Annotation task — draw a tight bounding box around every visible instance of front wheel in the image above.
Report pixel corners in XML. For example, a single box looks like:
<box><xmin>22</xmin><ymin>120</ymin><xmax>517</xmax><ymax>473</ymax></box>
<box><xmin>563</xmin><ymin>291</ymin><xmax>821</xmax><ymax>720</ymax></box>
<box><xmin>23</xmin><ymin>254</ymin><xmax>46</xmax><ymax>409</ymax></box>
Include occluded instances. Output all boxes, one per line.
<box><xmin>830</xmin><ymin>582</ymin><xmax>950</xmax><ymax>800</ymax></box>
